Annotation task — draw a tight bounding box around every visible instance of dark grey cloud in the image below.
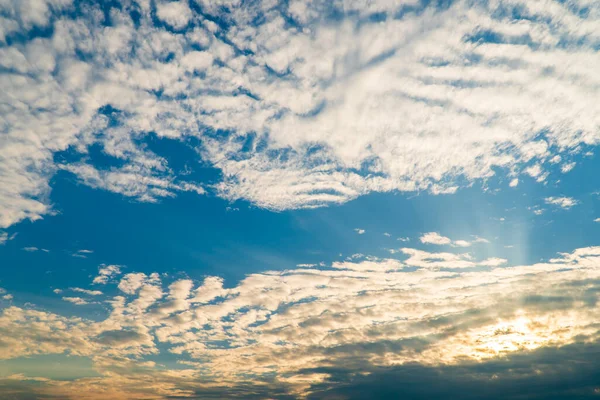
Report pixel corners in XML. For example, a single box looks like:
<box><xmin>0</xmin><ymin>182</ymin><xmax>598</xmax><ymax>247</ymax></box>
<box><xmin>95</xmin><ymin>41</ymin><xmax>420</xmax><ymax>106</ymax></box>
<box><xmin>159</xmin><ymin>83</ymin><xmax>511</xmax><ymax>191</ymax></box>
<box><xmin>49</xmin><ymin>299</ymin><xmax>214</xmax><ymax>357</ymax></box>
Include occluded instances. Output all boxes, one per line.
<box><xmin>305</xmin><ymin>340</ymin><xmax>600</xmax><ymax>400</ymax></box>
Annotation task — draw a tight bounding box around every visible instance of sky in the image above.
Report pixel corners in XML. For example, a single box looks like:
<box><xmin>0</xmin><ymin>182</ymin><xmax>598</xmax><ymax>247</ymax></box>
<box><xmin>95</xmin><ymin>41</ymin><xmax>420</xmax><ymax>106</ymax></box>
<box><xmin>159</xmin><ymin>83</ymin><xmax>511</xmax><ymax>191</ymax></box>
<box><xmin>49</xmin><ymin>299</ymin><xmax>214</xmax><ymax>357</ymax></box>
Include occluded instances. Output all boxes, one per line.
<box><xmin>0</xmin><ymin>0</ymin><xmax>600</xmax><ymax>398</ymax></box>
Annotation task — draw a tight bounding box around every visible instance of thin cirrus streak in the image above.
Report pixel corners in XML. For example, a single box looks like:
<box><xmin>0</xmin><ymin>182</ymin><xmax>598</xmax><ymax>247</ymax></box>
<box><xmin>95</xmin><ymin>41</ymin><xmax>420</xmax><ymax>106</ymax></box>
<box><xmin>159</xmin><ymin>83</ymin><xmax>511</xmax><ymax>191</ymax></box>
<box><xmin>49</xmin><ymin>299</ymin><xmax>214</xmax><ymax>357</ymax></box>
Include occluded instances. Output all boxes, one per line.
<box><xmin>0</xmin><ymin>0</ymin><xmax>599</xmax><ymax>228</ymax></box>
<box><xmin>1</xmin><ymin>245</ymin><xmax>600</xmax><ymax>398</ymax></box>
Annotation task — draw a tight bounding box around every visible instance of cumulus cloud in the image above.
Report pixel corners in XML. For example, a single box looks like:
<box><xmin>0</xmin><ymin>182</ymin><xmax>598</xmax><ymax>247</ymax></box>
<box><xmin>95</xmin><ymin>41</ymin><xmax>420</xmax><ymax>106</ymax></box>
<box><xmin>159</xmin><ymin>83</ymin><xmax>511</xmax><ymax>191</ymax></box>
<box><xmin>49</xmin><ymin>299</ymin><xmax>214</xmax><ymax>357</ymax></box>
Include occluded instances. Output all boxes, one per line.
<box><xmin>118</xmin><ymin>273</ymin><xmax>149</xmax><ymax>295</ymax></box>
<box><xmin>354</xmin><ymin>228</ymin><xmax>365</xmax><ymax>235</ymax></box>
<box><xmin>0</xmin><ymin>0</ymin><xmax>599</xmax><ymax>228</ymax></box>
<box><xmin>93</xmin><ymin>264</ymin><xmax>121</xmax><ymax>284</ymax></box>
<box><xmin>419</xmin><ymin>232</ymin><xmax>488</xmax><ymax>247</ymax></box>
<box><xmin>545</xmin><ymin>196</ymin><xmax>579</xmax><ymax>209</ymax></box>
<box><xmin>420</xmin><ymin>232</ymin><xmax>451</xmax><ymax>245</ymax></box>
<box><xmin>156</xmin><ymin>1</ymin><xmax>192</xmax><ymax>30</ymax></box>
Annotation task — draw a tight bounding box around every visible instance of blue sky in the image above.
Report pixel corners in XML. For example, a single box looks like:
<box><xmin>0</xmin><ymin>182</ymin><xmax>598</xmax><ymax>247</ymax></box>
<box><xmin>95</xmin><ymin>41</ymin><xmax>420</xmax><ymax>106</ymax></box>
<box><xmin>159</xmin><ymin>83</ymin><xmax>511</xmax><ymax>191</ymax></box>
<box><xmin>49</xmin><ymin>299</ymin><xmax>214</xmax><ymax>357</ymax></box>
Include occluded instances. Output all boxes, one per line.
<box><xmin>1</xmin><ymin>0</ymin><xmax>600</xmax><ymax>399</ymax></box>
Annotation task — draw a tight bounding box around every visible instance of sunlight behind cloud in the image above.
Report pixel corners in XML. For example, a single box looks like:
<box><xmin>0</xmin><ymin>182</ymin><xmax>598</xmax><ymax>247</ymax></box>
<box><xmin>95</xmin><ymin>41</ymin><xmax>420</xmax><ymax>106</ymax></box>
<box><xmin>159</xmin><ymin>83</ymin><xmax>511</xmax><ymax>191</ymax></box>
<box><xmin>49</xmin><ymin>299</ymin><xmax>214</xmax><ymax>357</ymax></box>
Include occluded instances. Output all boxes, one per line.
<box><xmin>2</xmin><ymin>245</ymin><xmax>600</xmax><ymax>397</ymax></box>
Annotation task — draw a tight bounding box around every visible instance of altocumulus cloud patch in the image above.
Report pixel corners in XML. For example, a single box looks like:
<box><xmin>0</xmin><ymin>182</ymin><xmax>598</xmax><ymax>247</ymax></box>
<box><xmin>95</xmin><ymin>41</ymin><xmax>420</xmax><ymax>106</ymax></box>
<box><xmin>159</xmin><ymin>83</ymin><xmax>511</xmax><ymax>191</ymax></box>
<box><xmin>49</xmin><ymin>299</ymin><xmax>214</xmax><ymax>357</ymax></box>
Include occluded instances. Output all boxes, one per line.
<box><xmin>0</xmin><ymin>0</ymin><xmax>599</xmax><ymax>227</ymax></box>
<box><xmin>2</xmin><ymin>246</ymin><xmax>600</xmax><ymax>398</ymax></box>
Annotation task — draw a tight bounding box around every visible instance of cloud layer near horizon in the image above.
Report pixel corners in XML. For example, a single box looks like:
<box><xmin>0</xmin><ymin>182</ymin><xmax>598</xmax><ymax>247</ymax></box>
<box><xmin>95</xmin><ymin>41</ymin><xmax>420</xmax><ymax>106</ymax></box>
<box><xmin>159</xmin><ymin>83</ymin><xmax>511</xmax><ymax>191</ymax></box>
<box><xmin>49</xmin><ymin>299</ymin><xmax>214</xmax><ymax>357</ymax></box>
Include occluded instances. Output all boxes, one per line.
<box><xmin>1</xmin><ymin>0</ymin><xmax>599</xmax><ymax>228</ymax></box>
<box><xmin>2</xmin><ymin>245</ymin><xmax>600</xmax><ymax>398</ymax></box>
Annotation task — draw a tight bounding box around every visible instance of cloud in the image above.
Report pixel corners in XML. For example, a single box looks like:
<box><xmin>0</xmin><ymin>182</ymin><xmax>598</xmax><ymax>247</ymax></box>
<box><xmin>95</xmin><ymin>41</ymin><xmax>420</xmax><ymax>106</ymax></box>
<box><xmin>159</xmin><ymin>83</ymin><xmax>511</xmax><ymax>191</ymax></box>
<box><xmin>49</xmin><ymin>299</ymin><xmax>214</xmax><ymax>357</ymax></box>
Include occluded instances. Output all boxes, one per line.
<box><xmin>93</xmin><ymin>329</ymin><xmax>146</xmax><ymax>346</ymax></box>
<box><xmin>545</xmin><ymin>196</ymin><xmax>579</xmax><ymax>209</ymax></box>
<box><xmin>71</xmin><ymin>287</ymin><xmax>103</xmax><ymax>296</ymax></box>
<box><xmin>4</xmin><ymin>243</ymin><xmax>600</xmax><ymax>397</ymax></box>
<box><xmin>452</xmin><ymin>240</ymin><xmax>472</xmax><ymax>247</ymax></box>
<box><xmin>420</xmin><ymin>232</ymin><xmax>452</xmax><ymax>245</ymax></box>
<box><xmin>118</xmin><ymin>273</ymin><xmax>148</xmax><ymax>295</ymax></box>
<box><xmin>0</xmin><ymin>231</ymin><xmax>11</xmax><ymax>245</ymax></box>
<box><xmin>156</xmin><ymin>1</ymin><xmax>192</xmax><ymax>30</ymax></box>
<box><xmin>22</xmin><ymin>247</ymin><xmax>38</xmax><ymax>252</ymax></box>
<box><xmin>62</xmin><ymin>297</ymin><xmax>90</xmax><ymax>305</ymax></box>
<box><xmin>72</xmin><ymin>249</ymin><xmax>93</xmax><ymax>258</ymax></box>
<box><xmin>354</xmin><ymin>228</ymin><xmax>365</xmax><ymax>235</ymax></box>
<box><xmin>93</xmin><ymin>264</ymin><xmax>121</xmax><ymax>284</ymax></box>
<box><xmin>0</xmin><ymin>0</ymin><xmax>599</xmax><ymax>228</ymax></box>
<box><xmin>561</xmin><ymin>162</ymin><xmax>576</xmax><ymax>173</ymax></box>
<box><xmin>420</xmin><ymin>232</ymin><xmax>488</xmax><ymax>247</ymax></box>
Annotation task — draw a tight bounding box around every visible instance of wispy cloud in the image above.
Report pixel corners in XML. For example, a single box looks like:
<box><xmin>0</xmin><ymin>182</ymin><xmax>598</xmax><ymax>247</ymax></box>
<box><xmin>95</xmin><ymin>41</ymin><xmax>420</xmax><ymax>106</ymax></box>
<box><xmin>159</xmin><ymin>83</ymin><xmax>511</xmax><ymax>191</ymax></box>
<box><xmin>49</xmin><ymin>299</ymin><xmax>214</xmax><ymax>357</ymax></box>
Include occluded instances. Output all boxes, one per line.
<box><xmin>70</xmin><ymin>287</ymin><xmax>103</xmax><ymax>296</ymax></box>
<box><xmin>72</xmin><ymin>249</ymin><xmax>94</xmax><ymax>258</ymax></box>
<box><xmin>62</xmin><ymin>297</ymin><xmax>91</xmax><ymax>305</ymax></box>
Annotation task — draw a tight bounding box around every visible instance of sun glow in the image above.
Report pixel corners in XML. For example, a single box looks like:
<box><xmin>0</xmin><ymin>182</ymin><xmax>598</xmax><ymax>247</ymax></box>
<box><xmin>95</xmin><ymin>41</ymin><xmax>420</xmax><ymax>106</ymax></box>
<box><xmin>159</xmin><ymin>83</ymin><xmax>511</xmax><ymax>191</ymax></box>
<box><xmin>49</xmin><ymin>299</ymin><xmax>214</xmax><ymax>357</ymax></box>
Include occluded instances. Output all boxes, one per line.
<box><xmin>425</xmin><ymin>307</ymin><xmax>600</xmax><ymax>363</ymax></box>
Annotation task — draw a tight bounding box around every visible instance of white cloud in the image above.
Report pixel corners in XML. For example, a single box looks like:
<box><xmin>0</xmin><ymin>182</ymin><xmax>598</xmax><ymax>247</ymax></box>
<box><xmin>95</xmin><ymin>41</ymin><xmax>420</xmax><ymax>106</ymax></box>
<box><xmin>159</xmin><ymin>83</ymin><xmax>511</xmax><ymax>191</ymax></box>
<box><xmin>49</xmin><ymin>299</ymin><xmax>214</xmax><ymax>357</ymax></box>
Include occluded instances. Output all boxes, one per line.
<box><xmin>71</xmin><ymin>287</ymin><xmax>103</xmax><ymax>296</ymax></box>
<box><xmin>453</xmin><ymin>240</ymin><xmax>472</xmax><ymax>247</ymax></box>
<box><xmin>62</xmin><ymin>297</ymin><xmax>90</xmax><ymax>305</ymax></box>
<box><xmin>2</xmin><ymin>294</ymin><xmax>13</xmax><ymax>300</ymax></box>
<box><xmin>595</xmin><ymin>218</ymin><xmax>600</xmax><ymax>223</ymax></box>
<box><xmin>0</xmin><ymin>0</ymin><xmax>599</xmax><ymax>228</ymax></box>
<box><xmin>118</xmin><ymin>273</ymin><xmax>149</xmax><ymax>295</ymax></box>
<box><xmin>545</xmin><ymin>196</ymin><xmax>578</xmax><ymax>209</ymax></box>
<box><xmin>420</xmin><ymin>232</ymin><xmax>485</xmax><ymax>247</ymax></box>
<box><xmin>93</xmin><ymin>265</ymin><xmax>121</xmax><ymax>284</ymax></box>
<box><xmin>354</xmin><ymin>228</ymin><xmax>365</xmax><ymax>235</ymax></box>
<box><xmin>156</xmin><ymin>1</ymin><xmax>192</xmax><ymax>30</ymax></box>
<box><xmin>420</xmin><ymin>232</ymin><xmax>452</xmax><ymax>245</ymax></box>
<box><xmin>561</xmin><ymin>162</ymin><xmax>576</xmax><ymax>173</ymax></box>
<box><xmin>296</xmin><ymin>263</ymin><xmax>316</xmax><ymax>267</ymax></box>
<box><xmin>509</xmin><ymin>178</ymin><xmax>519</xmax><ymax>187</ymax></box>
<box><xmin>22</xmin><ymin>247</ymin><xmax>38</xmax><ymax>252</ymax></box>
<box><xmin>72</xmin><ymin>249</ymin><xmax>93</xmax><ymax>258</ymax></box>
